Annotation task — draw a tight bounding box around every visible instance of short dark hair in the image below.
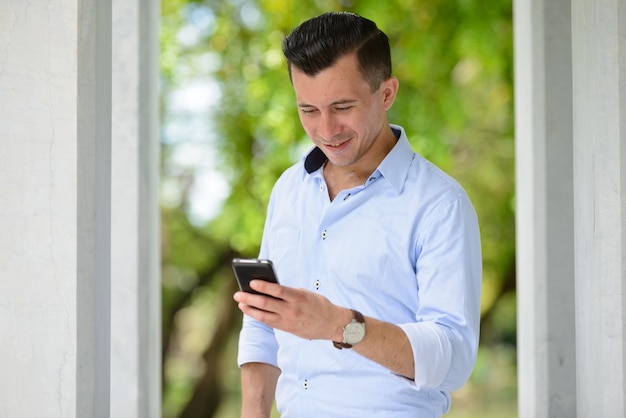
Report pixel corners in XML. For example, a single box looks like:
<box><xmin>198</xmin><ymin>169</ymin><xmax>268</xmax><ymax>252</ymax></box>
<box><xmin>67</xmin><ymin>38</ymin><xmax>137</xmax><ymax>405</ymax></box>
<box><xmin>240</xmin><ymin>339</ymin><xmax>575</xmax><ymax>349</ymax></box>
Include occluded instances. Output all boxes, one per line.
<box><xmin>282</xmin><ymin>12</ymin><xmax>392</xmax><ymax>92</ymax></box>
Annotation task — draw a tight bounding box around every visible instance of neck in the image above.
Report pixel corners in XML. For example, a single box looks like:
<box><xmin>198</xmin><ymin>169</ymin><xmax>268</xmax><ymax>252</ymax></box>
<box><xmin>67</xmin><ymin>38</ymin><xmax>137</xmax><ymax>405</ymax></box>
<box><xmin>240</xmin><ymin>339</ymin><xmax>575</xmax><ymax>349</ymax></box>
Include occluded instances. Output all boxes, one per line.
<box><xmin>323</xmin><ymin>126</ymin><xmax>397</xmax><ymax>200</ymax></box>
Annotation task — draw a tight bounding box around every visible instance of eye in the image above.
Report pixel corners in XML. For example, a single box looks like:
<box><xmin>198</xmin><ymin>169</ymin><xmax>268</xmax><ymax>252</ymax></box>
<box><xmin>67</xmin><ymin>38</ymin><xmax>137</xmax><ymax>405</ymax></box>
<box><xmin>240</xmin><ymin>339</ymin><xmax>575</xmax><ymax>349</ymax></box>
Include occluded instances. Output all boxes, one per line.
<box><xmin>334</xmin><ymin>106</ymin><xmax>353</xmax><ymax>112</ymax></box>
<box><xmin>300</xmin><ymin>108</ymin><xmax>318</xmax><ymax>115</ymax></box>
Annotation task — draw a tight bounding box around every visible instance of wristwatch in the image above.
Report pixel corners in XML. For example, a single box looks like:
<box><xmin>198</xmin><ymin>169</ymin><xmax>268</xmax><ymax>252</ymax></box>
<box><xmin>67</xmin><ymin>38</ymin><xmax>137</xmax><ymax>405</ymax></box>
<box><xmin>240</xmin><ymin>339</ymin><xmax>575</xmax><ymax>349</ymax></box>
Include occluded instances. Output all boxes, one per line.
<box><xmin>333</xmin><ymin>309</ymin><xmax>366</xmax><ymax>349</ymax></box>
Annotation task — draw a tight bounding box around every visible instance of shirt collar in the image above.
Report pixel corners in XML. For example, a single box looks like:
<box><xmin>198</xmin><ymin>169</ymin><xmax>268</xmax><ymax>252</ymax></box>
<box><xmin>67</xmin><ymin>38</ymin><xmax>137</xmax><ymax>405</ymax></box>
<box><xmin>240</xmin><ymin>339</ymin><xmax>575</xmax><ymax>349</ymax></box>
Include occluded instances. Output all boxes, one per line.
<box><xmin>303</xmin><ymin>146</ymin><xmax>327</xmax><ymax>174</ymax></box>
<box><xmin>302</xmin><ymin>124</ymin><xmax>414</xmax><ymax>194</ymax></box>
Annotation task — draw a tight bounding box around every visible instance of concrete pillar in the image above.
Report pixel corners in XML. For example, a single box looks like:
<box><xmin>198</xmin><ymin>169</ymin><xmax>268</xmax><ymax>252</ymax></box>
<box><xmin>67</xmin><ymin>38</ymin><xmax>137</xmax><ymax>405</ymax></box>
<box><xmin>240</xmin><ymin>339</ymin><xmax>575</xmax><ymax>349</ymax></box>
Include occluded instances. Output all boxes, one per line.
<box><xmin>572</xmin><ymin>0</ymin><xmax>626</xmax><ymax>416</ymax></box>
<box><xmin>111</xmin><ymin>0</ymin><xmax>161</xmax><ymax>417</ymax></box>
<box><xmin>514</xmin><ymin>0</ymin><xmax>577</xmax><ymax>417</ymax></box>
<box><xmin>0</xmin><ymin>0</ymin><xmax>111</xmax><ymax>416</ymax></box>
<box><xmin>77</xmin><ymin>0</ymin><xmax>113</xmax><ymax>416</ymax></box>
<box><xmin>0</xmin><ymin>0</ymin><xmax>160</xmax><ymax>416</ymax></box>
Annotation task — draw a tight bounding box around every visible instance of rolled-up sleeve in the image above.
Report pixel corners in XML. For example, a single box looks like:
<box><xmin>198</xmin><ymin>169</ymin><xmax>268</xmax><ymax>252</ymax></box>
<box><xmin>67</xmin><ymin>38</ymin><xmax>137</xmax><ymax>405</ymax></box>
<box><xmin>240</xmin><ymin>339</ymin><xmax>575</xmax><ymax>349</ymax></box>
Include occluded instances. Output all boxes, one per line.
<box><xmin>237</xmin><ymin>314</ymin><xmax>279</xmax><ymax>368</ymax></box>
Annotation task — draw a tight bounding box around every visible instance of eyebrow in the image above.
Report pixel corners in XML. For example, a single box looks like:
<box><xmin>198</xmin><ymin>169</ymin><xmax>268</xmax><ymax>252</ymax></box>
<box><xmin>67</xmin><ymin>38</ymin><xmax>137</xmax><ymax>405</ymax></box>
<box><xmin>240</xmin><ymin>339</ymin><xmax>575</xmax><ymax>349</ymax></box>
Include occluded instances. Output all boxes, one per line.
<box><xmin>297</xmin><ymin>99</ymin><xmax>358</xmax><ymax>108</ymax></box>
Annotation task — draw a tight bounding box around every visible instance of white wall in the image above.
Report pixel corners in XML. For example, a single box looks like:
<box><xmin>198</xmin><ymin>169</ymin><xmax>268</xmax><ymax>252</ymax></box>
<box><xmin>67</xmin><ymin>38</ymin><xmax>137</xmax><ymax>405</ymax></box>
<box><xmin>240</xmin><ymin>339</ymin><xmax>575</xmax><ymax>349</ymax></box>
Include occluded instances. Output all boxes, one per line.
<box><xmin>514</xmin><ymin>0</ymin><xmax>576</xmax><ymax>416</ymax></box>
<box><xmin>516</xmin><ymin>0</ymin><xmax>626</xmax><ymax>416</ymax></box>
<box><xmin>572</xmin><ymin>0</ymin><xmax>626</xmax><ymax>415</ymax></box>
<box><xmin>111</xmin><ymin>0</ymin><xmax>161</xmax><ymax>416</ymax></box>
<box><xmin>0</xmin><ymin>0</ymin><xmax>160</xmax><ymax>416</ymax></box>
<box><xmin>0</xmin><ymin>1</ymin><xmax>109</xmax><ymax>415</ymax></box>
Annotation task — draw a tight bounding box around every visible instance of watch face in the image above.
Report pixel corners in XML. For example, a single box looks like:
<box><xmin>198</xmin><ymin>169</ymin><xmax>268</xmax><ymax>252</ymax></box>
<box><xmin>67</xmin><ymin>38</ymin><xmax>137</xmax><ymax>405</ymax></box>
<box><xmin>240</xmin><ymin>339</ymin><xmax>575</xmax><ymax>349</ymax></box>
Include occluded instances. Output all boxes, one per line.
<box><xmin>344</xmin><ymin>321</ymin><xmax>366</xmax><ymax>345</ymax></box>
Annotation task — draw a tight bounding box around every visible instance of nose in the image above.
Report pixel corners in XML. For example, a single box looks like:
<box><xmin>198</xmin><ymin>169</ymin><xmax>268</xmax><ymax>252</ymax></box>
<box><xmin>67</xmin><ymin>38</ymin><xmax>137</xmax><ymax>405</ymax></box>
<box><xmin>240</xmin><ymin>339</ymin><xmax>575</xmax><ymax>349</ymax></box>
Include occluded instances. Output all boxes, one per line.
<box><xmin>317</xmin><ymin>112</ymin><xmax>340</xmax><ymax>142</ymax></box>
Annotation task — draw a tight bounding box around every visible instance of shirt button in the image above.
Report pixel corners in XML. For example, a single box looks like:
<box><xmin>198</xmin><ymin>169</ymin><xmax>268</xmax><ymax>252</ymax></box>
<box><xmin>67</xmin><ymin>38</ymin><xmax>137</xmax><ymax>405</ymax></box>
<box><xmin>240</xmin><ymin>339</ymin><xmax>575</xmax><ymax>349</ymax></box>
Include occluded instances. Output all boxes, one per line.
<box><xmin>320</xmin><ymin>184</ymin><xmax>324</xmax><ymax>191</ymax></box>
<box><xmin>302</xmin><ymin>380</ymin><xmax>309</xmax><ymax>389</ymax></box>
<box><xmin>321</xmin><ymin>230</ymin><xmax>328</xmax><ymax>239</ymax></box>
<box><xmin>314</xmin><ymin>280</ymin><xmax>321</xmax><ymax>290</ymax></box>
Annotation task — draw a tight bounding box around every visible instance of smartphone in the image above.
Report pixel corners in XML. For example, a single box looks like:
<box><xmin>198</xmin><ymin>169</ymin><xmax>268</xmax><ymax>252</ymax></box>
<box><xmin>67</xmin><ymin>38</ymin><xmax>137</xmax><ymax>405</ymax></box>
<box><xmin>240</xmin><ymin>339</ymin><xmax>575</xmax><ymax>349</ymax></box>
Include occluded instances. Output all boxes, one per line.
<box><xmin>231</xmin><ymin>258</ymin><xmax>280</xmax><ymax>296</ymax></box>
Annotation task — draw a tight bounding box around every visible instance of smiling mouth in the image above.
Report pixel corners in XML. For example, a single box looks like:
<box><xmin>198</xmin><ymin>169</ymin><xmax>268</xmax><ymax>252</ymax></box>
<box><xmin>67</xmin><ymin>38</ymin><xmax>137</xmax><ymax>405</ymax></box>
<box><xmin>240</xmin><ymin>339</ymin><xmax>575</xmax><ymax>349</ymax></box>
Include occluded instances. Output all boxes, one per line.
<box><xmin>324</xmin><ymin>142</ymin><xmax>349</xmax><ymax>153</ymax></box>
<box><xmin>325</xmin><ymin>137</ymin><xmax>352</xmax><ymax>149</ymax></box>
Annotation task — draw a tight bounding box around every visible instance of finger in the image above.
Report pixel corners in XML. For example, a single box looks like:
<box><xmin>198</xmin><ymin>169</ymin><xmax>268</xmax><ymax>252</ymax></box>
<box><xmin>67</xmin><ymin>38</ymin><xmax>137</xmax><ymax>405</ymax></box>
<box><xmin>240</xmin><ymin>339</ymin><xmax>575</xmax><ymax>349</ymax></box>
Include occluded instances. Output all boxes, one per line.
<box><xmin>236</xmin><ymin>289</ymin><xmax>281</xmax><ymax>314</ymax></box>
<box><xmin>249</xmin><ymin>280</ymin><xmax>285</xmax><ymax>299</ymax></box>
<box><xmin>238</xmin><ymin>299</ymin><xmax>282</xmax><ymax>325</ymax></box>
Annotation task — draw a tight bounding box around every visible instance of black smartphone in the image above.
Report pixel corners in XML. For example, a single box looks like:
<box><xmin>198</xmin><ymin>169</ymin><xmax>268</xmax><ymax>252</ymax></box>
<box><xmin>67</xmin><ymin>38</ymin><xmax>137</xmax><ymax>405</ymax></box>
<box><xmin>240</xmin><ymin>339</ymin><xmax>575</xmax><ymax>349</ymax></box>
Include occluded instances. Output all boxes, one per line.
<box><xmin>231</xmin><ymin>258</ymin><xmax>280</xmax><ymax>296</ymax></box>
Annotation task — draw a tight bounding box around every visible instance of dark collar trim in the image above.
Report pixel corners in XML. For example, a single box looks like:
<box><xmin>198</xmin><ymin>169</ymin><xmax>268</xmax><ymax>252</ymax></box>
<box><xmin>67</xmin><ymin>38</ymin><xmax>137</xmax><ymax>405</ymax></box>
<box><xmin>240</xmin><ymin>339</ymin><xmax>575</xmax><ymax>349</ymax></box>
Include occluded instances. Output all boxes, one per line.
<box><xmin>304</xmin><ymin>146</ymin><xmax>327</xmax><ymax>173</ymax></box>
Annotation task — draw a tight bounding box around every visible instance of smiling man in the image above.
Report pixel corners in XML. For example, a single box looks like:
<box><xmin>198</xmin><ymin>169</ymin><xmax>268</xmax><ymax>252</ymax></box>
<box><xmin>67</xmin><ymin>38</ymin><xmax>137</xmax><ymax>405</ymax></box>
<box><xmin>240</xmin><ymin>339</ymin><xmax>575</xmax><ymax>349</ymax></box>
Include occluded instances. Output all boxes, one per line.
<box><xmin>234</xmin><ymin>12</ymin><xmax>482</xmax><ymax>418</ymax></box>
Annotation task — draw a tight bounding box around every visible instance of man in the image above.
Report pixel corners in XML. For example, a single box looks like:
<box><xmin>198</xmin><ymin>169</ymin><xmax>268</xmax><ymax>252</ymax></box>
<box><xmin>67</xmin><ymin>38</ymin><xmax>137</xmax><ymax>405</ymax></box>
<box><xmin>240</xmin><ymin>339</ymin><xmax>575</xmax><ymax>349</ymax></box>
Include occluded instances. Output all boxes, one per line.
<box><xmin>234</xmin><ymin>11</ymin><xmax>482</xmax><ymax>417</ymax></box>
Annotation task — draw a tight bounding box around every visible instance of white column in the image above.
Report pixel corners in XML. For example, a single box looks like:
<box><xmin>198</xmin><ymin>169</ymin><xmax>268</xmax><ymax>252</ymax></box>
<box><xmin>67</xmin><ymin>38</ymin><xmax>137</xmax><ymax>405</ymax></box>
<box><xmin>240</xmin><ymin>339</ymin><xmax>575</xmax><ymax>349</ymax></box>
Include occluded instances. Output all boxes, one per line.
<box><xmin>77</xmin><ymin>0</ymin><xmax>113</xmax><ymax>416</ymax></box>
<box><xmin>572</xmin><ymin>0</ymin><xmax>626</xmax><ymax>416</ymax></box>
<box><xmin>514</xmin><ymin>0</ymin><xmax>577</xmax><ymax>417</ymax></box>
<box><xmin>110</xmin><ymin>0</ymin><xmax>161</xmax><ymax>416</ymax></box>
<box><xmin>0</xmin><ymin>0</ymin><xmax>111</xmax><ymax>417</ymax></box>
<box><xmin>0</xmin><ymin>0</ymin><xmax>160</xmax><ymax>416</ymax></box>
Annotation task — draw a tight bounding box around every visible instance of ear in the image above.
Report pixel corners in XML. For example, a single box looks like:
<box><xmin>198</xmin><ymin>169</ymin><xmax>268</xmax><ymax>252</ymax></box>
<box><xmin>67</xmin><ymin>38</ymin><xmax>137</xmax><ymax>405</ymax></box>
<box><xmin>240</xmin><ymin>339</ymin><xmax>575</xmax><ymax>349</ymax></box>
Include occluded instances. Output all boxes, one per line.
<box><xmin>381</xmin><ymin>77</ymin><xmax>399</xmax><ymax>111</ymax></box>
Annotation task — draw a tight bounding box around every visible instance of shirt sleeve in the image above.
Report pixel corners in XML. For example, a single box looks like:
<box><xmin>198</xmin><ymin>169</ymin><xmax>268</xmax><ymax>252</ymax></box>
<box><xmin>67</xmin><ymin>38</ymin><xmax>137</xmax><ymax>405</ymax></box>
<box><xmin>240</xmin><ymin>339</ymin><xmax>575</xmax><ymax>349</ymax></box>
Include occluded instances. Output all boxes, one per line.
<box><xmin>399</xmin><ymin>191</ymin><xmax>482</xmax><ymax>391</ymax></box>
<box><xmin>237</xmin><ymin>314</ymin><xmax>279</xmax><ymax>368</ymax></box>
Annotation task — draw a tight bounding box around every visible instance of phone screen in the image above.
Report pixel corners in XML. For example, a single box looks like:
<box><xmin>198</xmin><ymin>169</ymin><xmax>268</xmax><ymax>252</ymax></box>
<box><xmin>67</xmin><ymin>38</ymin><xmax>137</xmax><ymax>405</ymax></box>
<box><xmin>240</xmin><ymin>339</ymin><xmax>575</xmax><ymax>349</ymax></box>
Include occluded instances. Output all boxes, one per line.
<box><xmin>231</xmin><ymin>258</ymin><xmax>280</xmax><ymax>296</ymax></box>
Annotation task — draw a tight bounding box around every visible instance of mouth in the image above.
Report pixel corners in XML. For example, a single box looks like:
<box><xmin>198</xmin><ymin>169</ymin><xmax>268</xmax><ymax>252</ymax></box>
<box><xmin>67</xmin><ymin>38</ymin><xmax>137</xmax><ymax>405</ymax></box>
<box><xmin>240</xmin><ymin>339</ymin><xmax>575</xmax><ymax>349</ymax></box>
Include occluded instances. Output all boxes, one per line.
<box><xmin>328</xmin><ymin>141</ymin><xmax>346</xmax><ymax>148</ymax></box>
<box><xmin>324</xmin><ymin>137</ymin><xmax>351</xmax><ymax>152</ymax></box>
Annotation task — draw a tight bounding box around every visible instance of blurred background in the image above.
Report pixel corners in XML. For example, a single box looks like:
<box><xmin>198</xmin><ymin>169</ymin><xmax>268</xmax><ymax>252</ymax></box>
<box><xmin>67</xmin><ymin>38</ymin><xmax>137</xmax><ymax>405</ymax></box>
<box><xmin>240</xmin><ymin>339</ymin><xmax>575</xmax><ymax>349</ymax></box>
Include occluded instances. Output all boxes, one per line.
<box><xmin>159</xmin><ymin>0</ymin><xmax>516</xmax><ymax>417</ymax></box>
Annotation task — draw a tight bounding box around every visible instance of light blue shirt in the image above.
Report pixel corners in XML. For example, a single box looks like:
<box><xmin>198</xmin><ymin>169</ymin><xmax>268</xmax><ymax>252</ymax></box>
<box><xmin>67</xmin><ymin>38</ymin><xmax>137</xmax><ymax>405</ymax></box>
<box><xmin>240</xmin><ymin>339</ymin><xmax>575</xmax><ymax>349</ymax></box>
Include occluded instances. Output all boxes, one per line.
<box><xmin>238</xmin><ymin>125</ymin><xmax>482</xmax><ymax>417</ymax></box>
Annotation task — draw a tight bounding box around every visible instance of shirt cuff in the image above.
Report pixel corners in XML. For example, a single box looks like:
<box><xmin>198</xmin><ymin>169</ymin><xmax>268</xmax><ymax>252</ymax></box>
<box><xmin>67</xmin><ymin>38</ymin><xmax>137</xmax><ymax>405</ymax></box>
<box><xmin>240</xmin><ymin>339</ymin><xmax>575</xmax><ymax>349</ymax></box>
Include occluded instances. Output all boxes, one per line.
<box><xmin>398</xmin><ymin>322</ymin><xmax>452</xmax><ymax>389</ymax></box>
<box><xmin>237</xmin><ymin>315</ymin><xmax>279</xmax><ymax>368</ymax></box>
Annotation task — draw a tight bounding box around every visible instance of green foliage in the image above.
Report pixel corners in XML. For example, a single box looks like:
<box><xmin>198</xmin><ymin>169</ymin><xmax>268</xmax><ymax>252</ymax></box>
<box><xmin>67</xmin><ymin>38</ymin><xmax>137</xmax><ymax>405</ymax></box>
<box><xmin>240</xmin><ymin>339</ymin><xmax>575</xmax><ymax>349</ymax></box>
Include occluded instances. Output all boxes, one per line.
<box><xmin>160</xmin><ymin>0</ymin><xmax>516</xmax><ymax>416</ymax></box>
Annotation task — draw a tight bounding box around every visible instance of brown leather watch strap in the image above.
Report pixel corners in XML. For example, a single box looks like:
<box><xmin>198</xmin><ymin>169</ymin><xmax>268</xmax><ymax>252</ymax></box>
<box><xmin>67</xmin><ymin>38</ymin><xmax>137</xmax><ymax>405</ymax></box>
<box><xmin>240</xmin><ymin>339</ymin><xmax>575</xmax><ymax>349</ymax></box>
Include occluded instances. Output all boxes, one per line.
<box><xmin>333</xmin><ymin>340</ymin><xmax>352</xmax><ymax>349</ymax></box>
<box><xmin>332</xmin><ymin>309</ymin><xmax>365</xmax><ymax>350</ymax></box>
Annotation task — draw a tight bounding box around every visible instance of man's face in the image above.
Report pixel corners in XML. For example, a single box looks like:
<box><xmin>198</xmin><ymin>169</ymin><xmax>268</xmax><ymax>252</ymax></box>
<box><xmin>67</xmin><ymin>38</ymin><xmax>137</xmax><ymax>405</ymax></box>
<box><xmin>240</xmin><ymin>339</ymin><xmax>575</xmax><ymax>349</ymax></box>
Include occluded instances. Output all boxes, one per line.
<box><xmin>291</xmin><ymin>53</ymin><xmax>397</xmax><ymax>170</ymax></box>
